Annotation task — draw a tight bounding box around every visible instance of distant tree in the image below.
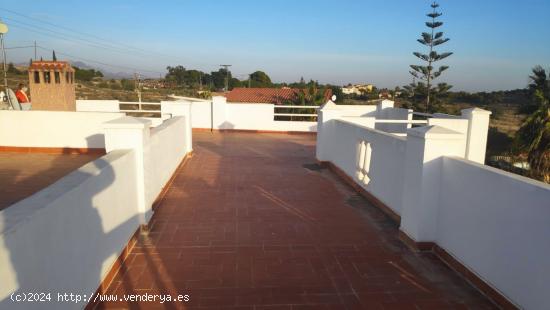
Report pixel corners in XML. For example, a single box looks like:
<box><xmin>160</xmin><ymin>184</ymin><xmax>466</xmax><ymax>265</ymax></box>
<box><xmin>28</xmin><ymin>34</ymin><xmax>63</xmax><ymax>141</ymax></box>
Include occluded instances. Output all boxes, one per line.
<box><xmin>165</xmin><ymin>66</ymin><xmax>187</xmax><ymax>86</ymax></box>
<box><xmin>249</xmin><ymin>71</ymin><xmax>272</xmax><ymax>87</ymax></box>
<box><xmin>120</xmin><ymin>79</ymin><xmax>134</xmax><ymax>91</ymax></box>
<box><xmin>210</xmin><ymin>68</ymin><xmax>231</xmax><ymax>90</ymax></box>
<box><xmin>52</xmin><ymin>50</ymin><xmax>57</xmax><ymax>61</ymax></box>
<box><xmin>515</xmin><ymin>66</ymin><xmax>550</xmax><ymax>183</ymax></box>
<box><xmin>74</xmin><ymin>66</ymin><xmax>104</xmax><ymax>81</ymax></box>
<box><xmin>328</xmin><ymin>85</ymin><xmax>344</xmax><ymax>103</ymax></box>
<box><xmin>7</xmin><ymin>63</ymin><xmax>21</xmax><ymax>75</ymax></box>
<box><xmin>409</xmin><ymin>1</ymin><xmax>453</xmax><ymax>112</ymax></box>
<box><xmin>229</xmin><ymin>77</ymin><xmax>242</xmax><ymax>90</ymax></box>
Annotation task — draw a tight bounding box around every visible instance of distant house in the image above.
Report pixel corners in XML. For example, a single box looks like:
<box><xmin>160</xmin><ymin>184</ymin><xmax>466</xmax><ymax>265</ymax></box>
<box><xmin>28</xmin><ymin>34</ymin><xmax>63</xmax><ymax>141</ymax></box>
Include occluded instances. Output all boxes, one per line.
<box><xmin>225</xmin><ymin>88</ymin><xmax>332</xmax><ymax>105</ymax></box>
<box><xmin>342</xmin><ymin>84</ymin><xmax>374</xmax><ymax>96</ymax></box>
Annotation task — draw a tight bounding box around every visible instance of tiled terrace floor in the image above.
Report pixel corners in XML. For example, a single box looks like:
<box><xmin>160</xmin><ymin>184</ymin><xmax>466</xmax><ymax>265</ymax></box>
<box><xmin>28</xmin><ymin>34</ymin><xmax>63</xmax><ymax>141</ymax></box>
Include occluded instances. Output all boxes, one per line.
<box><xmin>0</xmin><ymin>152</ymin><xmax>101</xmax><ymax>210</ymax></box>
<box><xmin>98</xmin><ymin>132</ymin><xmax>495</xmax><ymax>310</ymax></box>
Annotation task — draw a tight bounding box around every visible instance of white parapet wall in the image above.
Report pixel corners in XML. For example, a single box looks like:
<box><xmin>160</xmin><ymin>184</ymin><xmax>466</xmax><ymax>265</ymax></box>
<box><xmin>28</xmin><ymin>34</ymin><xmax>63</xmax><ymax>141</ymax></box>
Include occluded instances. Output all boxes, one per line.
<box><xmin>0</xmin><ymin>150</ymin><xmax>141</xmax><ymax>310</ymax></box>
<box><xmin>145</xmin><ymin>117</ymin><xmax>190</xmax><ymax>206</ymax></box>
<box><xmin>315</xmin><ymin>102</ymin><xmax>550</xmax><ymax>309</ymax></box>
<box><xmin>0</xmin><ymin>112</ymin><xmax>192</xmax><ymax>309</ymax></box>
<box><xmin>76</xmin><ymin>100</ymin><xmax>120</xmax><ymax>113</ymax></box>
<box><xmin>437</xmin><ymin>157</ymin><xmax>550</xmax><ymax>310</ymax></box>
<box><xmin>0</xmin><ymin>110</ymin><xmax>125</xmax><ymax>149</ymax></box>
<box><xmin>330</xmin><ymin>117</ymin><xmax>407</xmax><ymax>215</ymax></box>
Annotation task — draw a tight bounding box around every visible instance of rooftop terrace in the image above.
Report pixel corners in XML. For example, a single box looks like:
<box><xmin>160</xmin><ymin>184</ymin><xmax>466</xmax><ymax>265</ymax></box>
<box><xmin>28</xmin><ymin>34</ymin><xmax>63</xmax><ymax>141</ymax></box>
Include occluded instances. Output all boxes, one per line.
<box><xmin>97</xmin><ymin>131</ymin><xmax>495</xmax><ymax>309</ymax></box>
<box><xmin>0</xmin><ymin>99</ymin><xmax>548</xmax><ymax>310</ymax></box>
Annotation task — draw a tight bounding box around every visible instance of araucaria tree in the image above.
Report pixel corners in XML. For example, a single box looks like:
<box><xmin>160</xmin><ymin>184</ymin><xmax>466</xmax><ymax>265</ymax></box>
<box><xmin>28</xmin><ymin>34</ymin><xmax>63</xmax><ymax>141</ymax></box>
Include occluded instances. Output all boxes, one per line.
<box><xmin>410</xmin><ymin>1</ymin><xmax>453</xmax><ymax>111</ymax></box>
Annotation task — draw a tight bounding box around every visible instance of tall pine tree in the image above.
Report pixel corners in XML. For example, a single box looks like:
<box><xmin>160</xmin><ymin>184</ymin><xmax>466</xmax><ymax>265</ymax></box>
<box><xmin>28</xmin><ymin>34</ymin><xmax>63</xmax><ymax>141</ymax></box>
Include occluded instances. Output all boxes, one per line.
<box><xmin>410</xmin><ymin>1</ymin><xmax>452</xmax><ymax>112</ymax></box>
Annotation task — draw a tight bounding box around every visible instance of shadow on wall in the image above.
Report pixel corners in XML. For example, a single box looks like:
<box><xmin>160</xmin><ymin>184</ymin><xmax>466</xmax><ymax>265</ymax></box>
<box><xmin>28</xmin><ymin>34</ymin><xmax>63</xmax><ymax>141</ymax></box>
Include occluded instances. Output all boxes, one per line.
<box><xmin>0</xmin><ymin>136</ymin><xmax>141</xmax><ymax>309</ymax></box>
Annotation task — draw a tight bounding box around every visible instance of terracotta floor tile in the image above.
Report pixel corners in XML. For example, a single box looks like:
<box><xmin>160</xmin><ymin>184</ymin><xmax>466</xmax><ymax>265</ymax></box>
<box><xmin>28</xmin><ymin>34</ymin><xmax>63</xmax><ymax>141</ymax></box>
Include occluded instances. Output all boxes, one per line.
<box><xmin>94</xmin><ymin>132</ymin><xmax>496</xmax><ymax>310</ymax></box>
<box><xmin>0</xmin><ymin>152</ymin><xmax>101</xmax><ymax>210</ymax></box>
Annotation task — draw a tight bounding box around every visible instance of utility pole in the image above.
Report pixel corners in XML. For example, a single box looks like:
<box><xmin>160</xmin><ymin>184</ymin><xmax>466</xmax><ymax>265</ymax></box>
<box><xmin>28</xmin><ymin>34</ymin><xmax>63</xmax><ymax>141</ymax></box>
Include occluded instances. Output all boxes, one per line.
<box><xmin>134</xmin><ymin>72</ymin><xmax>142</xmax><ymax>103</ymax></box>
<box><xmin>0</xmin><ymin>19</ymin><xmax>8</xmax><ymax>95</ymax></box>
<box><xmin>219</xmin><ymin>64</ymin><xmax>231</xmax><ymax>91</ymax></box>
<box><xmin>34</xmin><ymin>41</ymin><xmax>37</xmax><ymax>60</ymax></box>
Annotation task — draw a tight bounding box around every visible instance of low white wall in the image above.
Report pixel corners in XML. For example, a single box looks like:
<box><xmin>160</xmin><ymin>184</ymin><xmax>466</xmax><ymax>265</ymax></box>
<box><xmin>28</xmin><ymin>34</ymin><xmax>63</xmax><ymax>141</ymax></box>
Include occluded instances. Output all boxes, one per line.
<box><xmin>145</xmin><ymin>117</ymin><xmax>189</xmax><ymax>206</ymax></box>
<box><xmin>190</xmin><ymin>100</ymin><xmax>214</xmax><ymax>129</ymax></box>
<box><xmin>76</xmin><ymin>100</ymin><xmax>120</xmax><ymax>113</ymax></box>
<box><xmin>189</xmin><ymin>100</ymin><xmax>317</xmax><ymax>132</ymax></box>
<box><xmin>0</xmin><ymin>111</ymin><xmax>124</xmax><ymax>149</ymax></box>
<box><xmin>437</xmin><ymin>157</ymin><xmax>550</xmax><ymax>310</ymax></box>
<box><xmin>224</xmin><ymin>103</ymin><xmax>273</xmax><ymax>130</ymax></box>
<box><xmin>330</xmin><ymin>119</ymin><xmax>407</xmax><ymax>215</ymax></box>
<box><xmin>0</xmin><ymin>150</ymin><xmax>141</xmax><ymax>309</ymax></box>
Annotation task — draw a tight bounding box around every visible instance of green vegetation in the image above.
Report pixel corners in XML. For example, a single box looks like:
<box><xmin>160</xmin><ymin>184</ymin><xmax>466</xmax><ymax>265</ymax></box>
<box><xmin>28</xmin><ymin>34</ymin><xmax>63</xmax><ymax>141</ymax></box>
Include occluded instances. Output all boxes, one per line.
<box><xmin>513</xmin><ymin>66</ymin><xmax>550</xmax><ymax>182</ymax></box>
<box><xmin>409</xmin><ymin>1</ymin><xmax>453</xmax><ymax>112</ymax></box>
<box><xmin>74</xmin><ymin>66</ymin><xmax>104</xmax><ymax>81</ymax></box>
<box><xmin>7</xmin><ymin>63</ymin><xmax>22</xmax><ymax>75</ymax></box>
<box><xmin>248</xmin><ymin>71</ymin><xmax>272</xmax><ymax>88</ymax></box>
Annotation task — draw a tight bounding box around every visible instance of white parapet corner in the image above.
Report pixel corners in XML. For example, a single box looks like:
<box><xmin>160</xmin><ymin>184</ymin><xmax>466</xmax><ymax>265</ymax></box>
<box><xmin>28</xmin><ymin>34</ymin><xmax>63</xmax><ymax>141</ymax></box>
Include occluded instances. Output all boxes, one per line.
<box><xmin>103</xmin><ymin>116</ymin><xmax>152</xmax><ymax>130</ymax></box>
<box><xmin>401</xmin><ymin>125</ymin><xmax>467</xmax><ymax>243</ymax></box>
<box><xmin>160</xmin><ymin>101</ymin><xmax>193</xmax><ymax>153</ymax></box>
<box><xmin>461</xmin><ymin>107</ymin><xmax>492</xmax><ymax>164</ymax></box>
<box><xmin>103</xmin><ymin>116</ymin><xmax>152</xmax><ymax>224</ymax></box>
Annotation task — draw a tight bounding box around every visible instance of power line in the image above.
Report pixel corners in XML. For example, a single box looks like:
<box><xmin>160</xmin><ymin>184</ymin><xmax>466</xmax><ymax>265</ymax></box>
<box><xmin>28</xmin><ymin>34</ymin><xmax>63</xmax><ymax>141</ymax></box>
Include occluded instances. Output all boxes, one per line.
<box><xmin>1</xmin><ymin>8</ymin><xmax>254</xmax><ymax>79</ymax></box>
<box><xmin>37</xmin><ymin>46</ymin><xmax>164</xmax><ymax>76</ymax></box>
<box><xmin>0</xmin><ymin>7</ymin><xmax>159</xmax><ymax>56</ymax></box>
<box><xmin>0</xmin><ymin>8</ymin><xmax>210</xmax><ymax>66</ymax></box>
<box><xmin>6</xmin><ymin>21</ymin><xmax>153</xmax><ymax>58</ymax></box>
<box><xmin>4</xmin><ymin>45</ymin><xmax>33</xmax><ymax>50</ymax></box>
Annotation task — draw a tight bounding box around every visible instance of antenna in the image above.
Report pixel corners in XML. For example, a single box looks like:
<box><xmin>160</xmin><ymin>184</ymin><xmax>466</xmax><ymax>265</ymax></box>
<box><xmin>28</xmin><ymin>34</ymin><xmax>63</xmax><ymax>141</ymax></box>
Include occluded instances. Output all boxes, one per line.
<box><xmin>219</xmin><ymin>64</ymin><xmax>232</xmax><ymax>91</ymax></box>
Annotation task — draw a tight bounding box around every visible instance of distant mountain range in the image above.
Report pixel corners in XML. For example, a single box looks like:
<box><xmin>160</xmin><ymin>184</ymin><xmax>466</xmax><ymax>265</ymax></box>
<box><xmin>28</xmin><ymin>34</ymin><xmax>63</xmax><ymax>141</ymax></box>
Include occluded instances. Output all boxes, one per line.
<box><xmin>16</xmin><ymin>60</ymin><xmax>136</xmax><ymax>80</ymax></box>
<box><xmin>71</xmin><ymin>61</ymin><xmax>135</xmax><ymax>79</ymax></box>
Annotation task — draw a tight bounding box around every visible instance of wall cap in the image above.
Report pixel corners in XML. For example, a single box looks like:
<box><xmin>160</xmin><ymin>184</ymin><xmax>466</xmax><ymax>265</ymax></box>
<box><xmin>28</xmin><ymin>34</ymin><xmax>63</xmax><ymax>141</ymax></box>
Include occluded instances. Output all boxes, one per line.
<box><xmin>407</xmin><ymin>125</ymin><xmax>464</xmax><ymax>140</ymax></box>
<box><xmin>320</xmin><ymin>100</ymin><xmax>339</xmax><ymax>110</ymax></box>
<box><xmin>103</xmin><ymin>116</ymin><xmax>152</xmax><ymax>129</ymax></box>
<box><xmin>461</xmin><ymin>107</ymin><xmax>492</xmax><ymax>116</ymax></box>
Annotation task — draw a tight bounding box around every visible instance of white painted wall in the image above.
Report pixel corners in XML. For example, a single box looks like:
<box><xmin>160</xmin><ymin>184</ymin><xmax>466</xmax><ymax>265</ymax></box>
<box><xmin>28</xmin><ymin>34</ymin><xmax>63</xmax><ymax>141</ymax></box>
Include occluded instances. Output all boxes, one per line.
<box><xmin>329</xmin><ymin>118</ymin><xmax>407</xmax><ymax>215</ymax></box>
<box><xmin>189</xmin><ymin>98</ymin><xmax>318</xmax><ymax>132</ymax></box>
<box><xmin>0</xmin><ymin>113</ymin><xmax>192</xmax><ymax>309</ymax></box>
<box><xmin>0</xmin><ymin>111</ymin><xmax>124</xmax><ymax>149</ymax></box>
<box><xmin>0</xmin><ymin>150</ymin><xmax>141</xmax><ymax>310</ymax></box>
<box><xmin>316</xmin><ymin>102</ymin><xmax>550</xmax><ymax>309</ymax></box>
<box><xmin>437</xmin><ymin>157</ymin><xmax>550</xmax><ymax>310</ymax></box>
<box><xmin>77</xmin><ymin>98</ymin><xmax>382</xmax><ymax>133</ymax></box>
<box><xmin>145</xmin><ymin>117</ymin><xmax>189</xmax><ymax>206</ymax></box>
<box><xmin>76</xmin><ymin>100</ymin><xmax>120</xmax><ymax>113</ymax></box>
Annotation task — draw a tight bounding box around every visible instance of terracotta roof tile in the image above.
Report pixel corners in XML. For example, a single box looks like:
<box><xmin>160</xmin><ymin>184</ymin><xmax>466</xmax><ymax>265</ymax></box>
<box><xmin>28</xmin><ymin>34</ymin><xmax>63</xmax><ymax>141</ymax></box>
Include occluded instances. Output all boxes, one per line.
<box><xmin>226</xmin><ymin>88</ymin><xmax>333</xmax><ymax>104</ymax></box>
<box><xmin>29</xmin><ymin>61</ymin><xmax>73</xmax><ymax>71</ymax></box>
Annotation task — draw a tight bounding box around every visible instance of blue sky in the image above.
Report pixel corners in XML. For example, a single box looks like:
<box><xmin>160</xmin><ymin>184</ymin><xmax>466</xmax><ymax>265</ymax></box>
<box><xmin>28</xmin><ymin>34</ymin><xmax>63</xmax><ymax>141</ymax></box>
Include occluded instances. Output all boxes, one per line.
<box><xmin>1</xmin><ymin>0</ymin><xmax>549</xmax><ymax>91</ymax></box>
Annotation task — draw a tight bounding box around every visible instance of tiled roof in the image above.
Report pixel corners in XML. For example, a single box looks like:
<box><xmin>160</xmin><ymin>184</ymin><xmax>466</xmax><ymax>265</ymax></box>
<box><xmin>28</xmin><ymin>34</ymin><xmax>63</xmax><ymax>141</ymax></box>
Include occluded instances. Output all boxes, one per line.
<box><xmin>226</xmin><ymin>88</ymin><xmax>333</xmax><ymax>104</ymax></box>
<box><xmin>29</xmin><ymin>61</ymin><xmax>73</xmax><ymax>71</ymax></box>
<box><xmin>226</xmin><ymin>88</ymin><xmax>298</xmax><ymax>104</ymax></box>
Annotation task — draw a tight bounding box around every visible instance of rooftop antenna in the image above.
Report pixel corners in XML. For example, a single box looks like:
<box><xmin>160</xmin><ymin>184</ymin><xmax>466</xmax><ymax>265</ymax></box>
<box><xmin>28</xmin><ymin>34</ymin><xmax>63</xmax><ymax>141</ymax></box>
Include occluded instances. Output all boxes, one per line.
<box><xmin>0</xmin><ymin>19</ymin><xmax>17</xmax><ymax>109</ymax></box>
<box><xmin>219</xmin><ymin>64</ymin><xmax>232</xmax><ymax>91</ymax></box>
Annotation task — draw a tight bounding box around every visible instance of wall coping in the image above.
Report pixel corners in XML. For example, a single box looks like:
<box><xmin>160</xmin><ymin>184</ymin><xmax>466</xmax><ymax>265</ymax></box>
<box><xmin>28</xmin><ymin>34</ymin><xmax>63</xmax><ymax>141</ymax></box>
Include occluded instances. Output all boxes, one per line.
<box><xmin>103</xmin><ymin>116</ymin><xmax>152</xmax><ymax>129</ymax></box>
<box><xmin>407</xmin><ymin>125</ymin><xmax>465</xmax><ymax>140</ymax></box>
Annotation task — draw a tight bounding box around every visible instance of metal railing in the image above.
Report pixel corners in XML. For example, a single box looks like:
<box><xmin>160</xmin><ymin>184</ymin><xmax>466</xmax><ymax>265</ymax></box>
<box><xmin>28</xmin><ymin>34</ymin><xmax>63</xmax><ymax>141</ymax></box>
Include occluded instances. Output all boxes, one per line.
<box><xmin>374</xmin><ymin>119</ymin><xmax>428</xmax><ymax>124</ymax></box>
<box><xmin>274</xmin><ymin>105</ymin><xmax>320</xmax><ymax>122</ymax></box>
<box><xmin>119</xmin><ymin>102</ymin><xmax>161</xmax><ymax>118</ymax></box>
